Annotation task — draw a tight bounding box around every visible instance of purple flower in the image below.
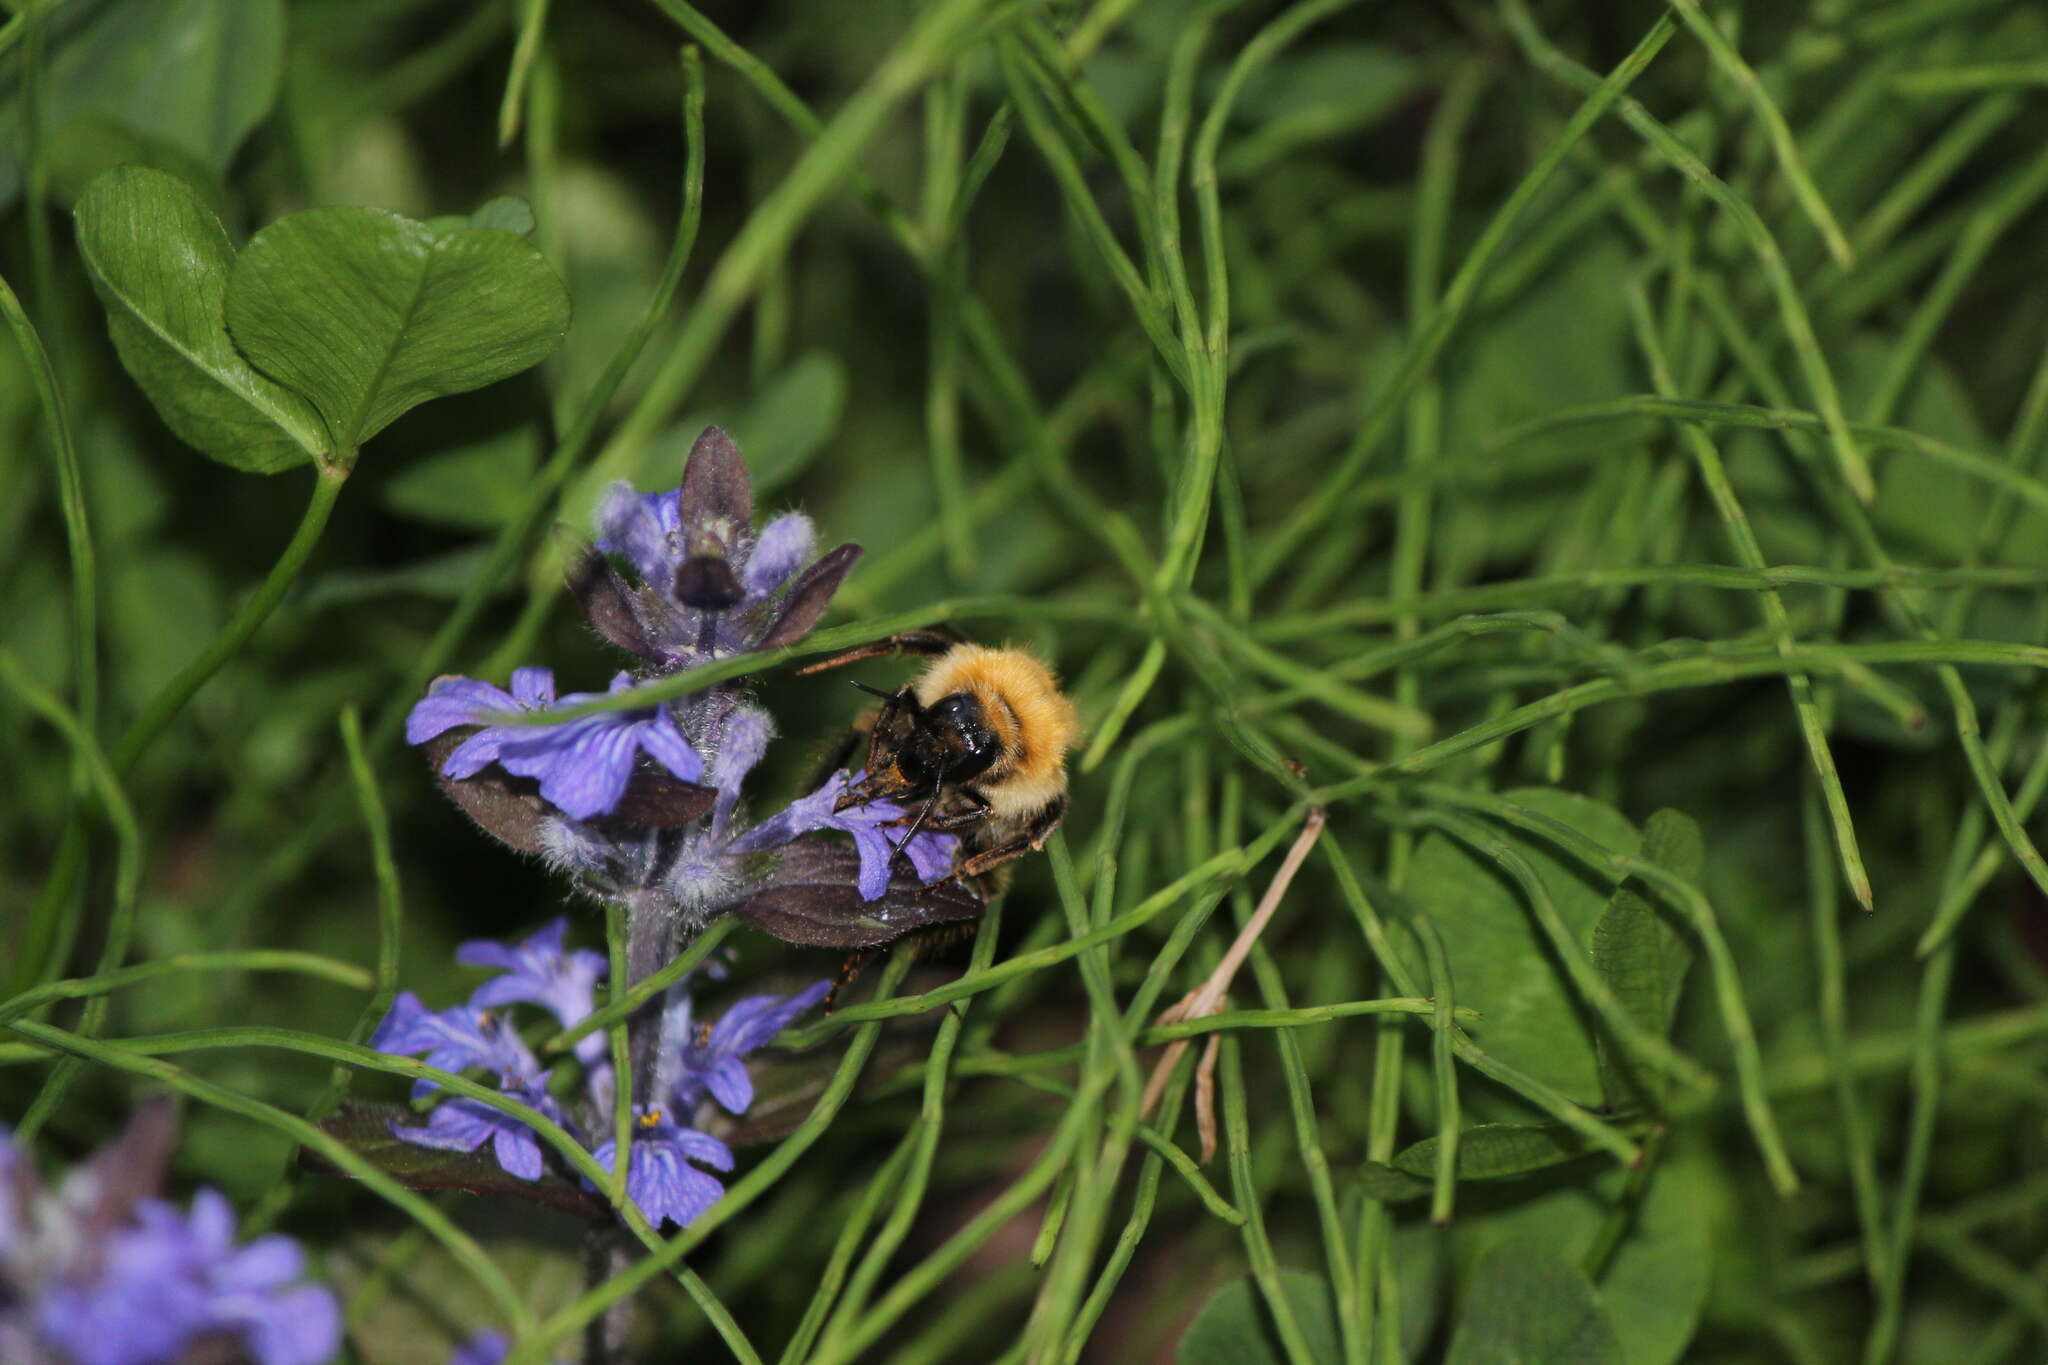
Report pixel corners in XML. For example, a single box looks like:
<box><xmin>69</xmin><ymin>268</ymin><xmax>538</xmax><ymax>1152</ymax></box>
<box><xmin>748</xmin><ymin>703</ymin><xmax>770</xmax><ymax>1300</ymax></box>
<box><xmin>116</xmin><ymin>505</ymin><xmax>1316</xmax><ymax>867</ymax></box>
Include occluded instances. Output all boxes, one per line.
<box><xmin>668</xmin><ymin>982</ymin><xmax>831</xmax><ymax>1116</ymax></box>
<box><xmin>576</xmin><ymin>427</ymin><xmax>862</xmax><ymax>668</ymax></box>
<box><xmin>732</xmin><ymin>771</ymin><xmax>960</xmax><ymax>901</ymax></box>
<box><xmin>451</xmin><ymin>1332</ymin><xmax>564</xmax><ymax>1365</ymax></box>
<box><xmin>589</xmin><ymin>1109</ymin><xmax>734</xmax><ymax>1229</ymax></box>
<box><xmin>5</xmin><ymin>1120</ymin><xmax>339</xmax><ymax>1365</ymax></box>
<box><xmin>460</xmin><ymin>918</ymin><xmax>608</xmax><ymax>1065</ymax></box>
<box><xmin>451</xmin><ymin>1333</ymin><xmax>512</xmax><ymax>1365</ymax></box>
<box><xmin>369</xmin><ymin>993</ymin><xmax>539</xmax><ymax>1101</ymax></box>
<box><xmin>389</xmin><ymin>1082</ymin><xmax>568</xmax><ymax>1182</ymax></box>
<box><xmin>481</xmin><ymin>674</ymin><xmax>703</xmax><ymax>822</ymax></box>
<box><xmin>407</xmin><ymin>666</ymin><xmax>558</xmax><ymax>750</ymax></box>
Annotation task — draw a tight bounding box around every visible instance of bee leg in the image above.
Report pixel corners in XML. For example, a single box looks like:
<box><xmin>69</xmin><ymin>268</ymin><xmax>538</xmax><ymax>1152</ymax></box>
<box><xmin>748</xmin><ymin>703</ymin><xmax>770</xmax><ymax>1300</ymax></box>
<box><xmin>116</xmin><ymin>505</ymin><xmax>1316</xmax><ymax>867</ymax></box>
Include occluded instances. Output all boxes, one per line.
<box><xmin>821</xmin><ymin>949</ymin><xmax>873</xmax><ymax>1013</ymax></box>
<box><xmin>951</xmin><ymin>797</ymin><xmax>1067</xmax><ymax>881</ymax></box>
<box><xmin>794</xmin><ymin>630</ymin><xmax>958</xmax><ymax>676</ymax></box>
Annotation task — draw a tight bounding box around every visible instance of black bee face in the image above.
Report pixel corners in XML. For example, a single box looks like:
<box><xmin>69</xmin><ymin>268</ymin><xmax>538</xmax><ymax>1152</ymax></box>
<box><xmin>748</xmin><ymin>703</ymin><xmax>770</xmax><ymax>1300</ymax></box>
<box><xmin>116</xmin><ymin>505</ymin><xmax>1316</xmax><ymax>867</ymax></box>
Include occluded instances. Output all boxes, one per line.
<box><xmin>897</xmin><ymin>692</ymin><xmax>1002</xmax><ymax>789</ymax></box>
<box><xmin>837</xmin><ymin>689</ymin><xmax>1002</xmax><ymax>811</ymax></box>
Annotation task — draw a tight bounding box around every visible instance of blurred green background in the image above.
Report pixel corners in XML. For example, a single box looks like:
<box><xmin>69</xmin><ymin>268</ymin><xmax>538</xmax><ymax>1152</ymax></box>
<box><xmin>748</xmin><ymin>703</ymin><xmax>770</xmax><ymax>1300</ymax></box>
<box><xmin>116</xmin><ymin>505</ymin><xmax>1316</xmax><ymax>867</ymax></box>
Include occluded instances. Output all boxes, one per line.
<box><xmin>8</xmin><ymin>1</ymin><xmax>2048</xmax><ymax>1361</ymax></box>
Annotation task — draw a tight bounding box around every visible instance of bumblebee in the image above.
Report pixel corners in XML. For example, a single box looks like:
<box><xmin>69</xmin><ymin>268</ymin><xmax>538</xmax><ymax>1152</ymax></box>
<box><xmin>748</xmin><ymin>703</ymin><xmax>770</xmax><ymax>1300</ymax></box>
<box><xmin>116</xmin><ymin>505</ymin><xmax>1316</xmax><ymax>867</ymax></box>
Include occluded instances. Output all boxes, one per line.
<box><xmin>801</xmin><ymin>633</ymin><xmax>1079</xmax><ymax>881</ymax></box>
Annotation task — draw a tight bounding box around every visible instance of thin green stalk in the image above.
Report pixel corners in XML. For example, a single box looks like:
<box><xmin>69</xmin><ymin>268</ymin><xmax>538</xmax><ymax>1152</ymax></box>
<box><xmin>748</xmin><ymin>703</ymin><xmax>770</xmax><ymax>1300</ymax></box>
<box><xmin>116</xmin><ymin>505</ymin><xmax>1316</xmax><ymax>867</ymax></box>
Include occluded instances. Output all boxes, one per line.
<box><xmin>1802</xmin><ymin>769</ymin><xmax>1888</xmax><ymax>1287</ymax></box>
<box><xmin>1410</xmin><ymin>914</ymin><xmax>1462</xmax><ymax>1225</ymax></box>
<box><xmin>2</xmin><ymin>651</ymin><xmax>140</xmax><ymax>1145</ymax></box>
<box><xmin>1498</xmin><ymin>0</ymin><xmax>1870</xmax><ymax>502</ymax></box>
<box><xmin>1864</xmin><ymin>943</ymin><xmax>1957</xmax><ymax>1364</ymax></box>
<box><xmin>777</xmin><ymin>1141</ymin><xmax>917</xmax><ymax>1364</ymax></box>
<box><xmin>1252</xmin><ymin>9</ymin><xmax>1679</xmax><ymax>584</ymax></box>
<box><xmin>240</xmin><ymin>707</ymin><xmax>406</xmax><ymax>1233</ymax></box>
<box><xmin>813</xmin><ymin>906</ymin><xmax>1003</xmax><ymax>1354</ymax></box>
<box><xmin>549</xmin><ymin>916</ymin><xmax>736</xmax><ymax>1055</ymax></box>
<box><xmin>0</xmin><ymin>952</ymin><xmax>372</xmax><ymax>1024</ymax></box>
<box><xmin>496</xmin><ymin>0</ymin><xmax>551</xmax><ymax>146</ymax></box>
<box><xmin>1667</xmin><ymin>0</ymin><xmax>1852</xmax><ymax>265</ymax></box>
<box><xmin>1628</xmin><ymin>284</ymin><xmax>1872</xmax><ymax>909</ymax></box>
<box><xmin>1219</xmin><ymin>1035</ymin><xmax>1319</xmax><ymax>1365</ymax></box>
<box><xmin>588</xmin><ymin>0</ymin><xmax>996</xmax><ymax>494</ymax></box>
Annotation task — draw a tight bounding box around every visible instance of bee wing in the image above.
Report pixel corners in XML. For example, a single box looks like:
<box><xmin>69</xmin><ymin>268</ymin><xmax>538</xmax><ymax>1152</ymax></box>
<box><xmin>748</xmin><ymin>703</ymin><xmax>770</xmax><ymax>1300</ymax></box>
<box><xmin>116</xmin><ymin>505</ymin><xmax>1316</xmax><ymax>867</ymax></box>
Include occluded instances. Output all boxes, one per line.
<box><xmin>729</xmin><ymin>835</ymin><xmax>984</xmax><ymax>948</ymax></box>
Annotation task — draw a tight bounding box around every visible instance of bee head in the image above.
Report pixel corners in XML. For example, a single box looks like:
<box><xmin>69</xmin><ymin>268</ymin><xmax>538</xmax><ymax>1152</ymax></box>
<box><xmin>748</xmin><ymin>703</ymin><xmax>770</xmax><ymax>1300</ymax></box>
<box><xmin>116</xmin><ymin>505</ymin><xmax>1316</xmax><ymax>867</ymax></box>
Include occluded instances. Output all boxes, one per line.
<box><xmin>836</xmin><ymin>688</ymin><xmax>1002</xmax><ymax>810</ymax></box>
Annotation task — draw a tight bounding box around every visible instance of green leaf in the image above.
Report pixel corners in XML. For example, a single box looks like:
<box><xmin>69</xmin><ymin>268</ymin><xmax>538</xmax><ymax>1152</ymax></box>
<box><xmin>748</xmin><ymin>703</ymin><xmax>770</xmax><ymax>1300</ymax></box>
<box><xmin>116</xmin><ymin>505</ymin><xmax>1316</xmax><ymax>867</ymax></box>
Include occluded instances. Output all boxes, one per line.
<box><xmin>1394</xmin><ymin>1123</ymin><xmax>1593</xmax><ymax>1182</ymax></box>
<box><xmin>1177</xmin><ymin>1271</ymin><xmax>1341</xmax><ymax>1365</ymax></box>
<box><xmin>301</xmin><ymin>1104</ymin><xmax>604</xmax><ymax>1219</ymax></box>
<box><xmin>1406</xmin><ymin>788</ymin><xmax>1640</xmax><ymax>1104</ymax></box>
<box><xmin>1461</xmin><ymin>1159</ymin><xmax>1713</xmax><ymax>1365</ymax></box>
<box><xmin>1593</xmin><ymin>809</ymin><xmax>1703</xmax><ymax>1112</ymax></box>
<box><xmin>225</xmin><ymin>206</ymin><xmax>571</xmax><ymax>457</ymax></box>
<box><xmin>425</xmin><ymin>197</ymin><xmax>538</xmax><ymax>239</ymax></box>
<box><xmin>0</xmin><ymin>0</ymin><xmax>284</xmax><ymax>210</ymax></box>
<box><xmin>1445</xmin><ymin>1238</ymin><xmax>1622</xmax><ymax>1365</ymax></box>
<box><xmin>468</xmin><ymin>196</ymin><xmax>539</xmax><ymax>237</ymax></box>
<box><xmin>380</xmin><ymin>428</ymin><xmax>542</xmax><ymax>530</ymax></box>
<box><xmin>74</xmin><ymin>166</ymin><xmax>326</xmax><ymax>472</ymax></box>
<box><xmin>1356</xmin><ymin>1160</ymin><xmax>1433</xmax><ymax>1202</ymax></box>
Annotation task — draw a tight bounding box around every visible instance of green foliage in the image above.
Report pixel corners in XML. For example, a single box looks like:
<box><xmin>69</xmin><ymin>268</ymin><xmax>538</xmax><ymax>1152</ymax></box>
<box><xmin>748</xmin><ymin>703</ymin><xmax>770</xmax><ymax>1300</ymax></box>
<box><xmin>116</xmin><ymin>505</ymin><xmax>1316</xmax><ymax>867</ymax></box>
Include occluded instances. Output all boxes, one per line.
<box><xmin>224</xmin><ymin>206</ymin><xmax>570</xmax><ymax>459</ymax></box>
<box><xmin>8</xmin><ymin>1</ymin><xmax>2048</xmax><ymax>1363</ymax></box>
<box><xmin>74</xmin><ymin>167</ymin><xmax>325</xmax><ymax>472</ymax></box>
<box><xmin>1403</xmin><ymin>789</ymin><xmax>1639</xmax><ymax>1103</ymax></box>
<box><xmin>1178</xmin><ymin>1270</ymin><xmax>1342</xmax><ymax>1365</ymax></box>
<box><xmin>0</xmin><ymin>0</ymin><xmax>283</xmax><ymax>209</ymax></box>
<box><xmin>1444</xmin><ymin>1239</ymin><xmax>1621</xmax><ymax>1365</ymax></box>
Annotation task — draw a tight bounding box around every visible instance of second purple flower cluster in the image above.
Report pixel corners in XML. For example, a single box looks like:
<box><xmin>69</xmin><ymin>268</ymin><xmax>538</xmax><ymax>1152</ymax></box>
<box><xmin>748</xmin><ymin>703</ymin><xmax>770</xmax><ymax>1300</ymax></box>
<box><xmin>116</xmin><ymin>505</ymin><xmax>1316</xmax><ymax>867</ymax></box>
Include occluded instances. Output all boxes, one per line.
<box><xmin>371</xmin><ymin>919</ymin><xmax>828</xmax><ymax>1230</ymax></box>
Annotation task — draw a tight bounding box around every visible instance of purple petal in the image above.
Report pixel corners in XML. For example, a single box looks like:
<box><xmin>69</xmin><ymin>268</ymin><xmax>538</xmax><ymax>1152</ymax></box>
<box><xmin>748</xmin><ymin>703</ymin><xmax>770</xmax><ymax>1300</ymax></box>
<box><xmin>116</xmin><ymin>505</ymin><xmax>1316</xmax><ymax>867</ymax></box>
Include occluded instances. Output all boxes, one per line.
<box><xmin>451</xmin><ymin>1332</ymin><xmax>512</xmax><ymax>1365</ymax></box>
<box><xmin>455</xmin><ymin>941</ymin><xmax>521</xmax><ymax>971</ymax></box>
<box><xmin>407</xmin><ymin>677</ymin><xmax>518</xmax><ymax>744</ymax></box>
<box><xmin>902</xmin><ymin>829</ymin><xmax>961</xmax><ymax>884</ymax></box>
<box><xmin>845</xmin><ymin>825</ymin><xmax>895</xmax><ymax>902</ymax></box>
<box><xmin>187</xmin><ymin>1185</ymin><xmax>237</xmax><ymax>1250</ymax></box>
<box><xmin>628</xmin><ymin>1144</ymin><xmax>725</xmax><ymax>1227</ymax></box>
<box><xmin>235</xmin><ymin>1282</ymin><xmax>343</xmax><ymax>1365</ymax></box>
<box><xmin>213</xmin><ymin>1233</ymin><xmax>304</xmax><ymax>1293</ymax></box>
<box><xmin>491</xmin><ymin>1125</ymin><xmax>543</xmax><ymax>1180</ymax></box>
<box><xmin>637</xmin><ymin>709</ymin><xmax>706</xmax><ymax>785</ymax></box>
<box><xmin>706</xmin><ymin>1059</ymin><xmax>752</xmax><ymax>1115</ymax></box>
<box><xmin>501</xmin><ymin>722</ymin><xmax>639</xmax><ymax>820</ymax></box>
<box><xmin>597</xmin><ymin>482</ymin><xmax>681</xmax><ymax>590</ymax></box>
<box><xmin>712</xmin><ymin>706</ymin><xmax>773</xmax><ymax>798</ymax></box>
<box><xmin>671</xmin><ymin>1128</ymin><xmax>735</xmax><ymax>1171</ymax></box>
<box><xmin>508</xmin><ymin>667</ymin><xmax>557</xmax><ymax>708</ymax></box>
<box><xmin>440</xmin><ymin>725</ymin><xmax>518</xmax><ymax>779</ymax></box>
<box><xmin>390</xmin><ymin>1103</ymin><xmax>497</xmax><ymax>1155</ymax></box>
<box><xmin>742</xmin><ymin>513</ymin><xmax>816</xmax><ymax>598</ymax></box>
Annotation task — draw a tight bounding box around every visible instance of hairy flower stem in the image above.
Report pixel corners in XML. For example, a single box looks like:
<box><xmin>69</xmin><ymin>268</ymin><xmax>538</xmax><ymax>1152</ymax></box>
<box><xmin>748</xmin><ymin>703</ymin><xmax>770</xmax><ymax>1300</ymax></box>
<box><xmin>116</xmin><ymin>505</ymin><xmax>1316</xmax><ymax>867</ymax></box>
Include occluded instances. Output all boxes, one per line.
<box><xmin>626</xmin><ymin>902</ymin><xmax>678</xmax><ymax>1095</ymax></box>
